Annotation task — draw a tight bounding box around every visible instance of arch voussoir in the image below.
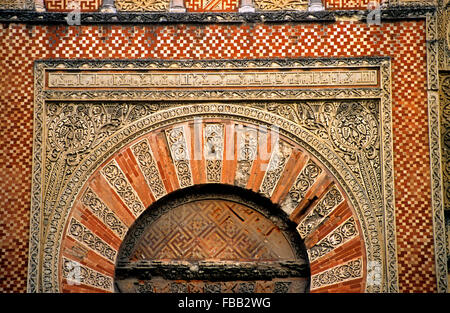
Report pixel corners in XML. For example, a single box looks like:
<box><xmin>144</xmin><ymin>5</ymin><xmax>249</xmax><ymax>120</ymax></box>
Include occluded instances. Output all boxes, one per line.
<box><xmin>55</xmin><ymin>104</ymin><xmax>378</xmax><ymax>293</ymax></box>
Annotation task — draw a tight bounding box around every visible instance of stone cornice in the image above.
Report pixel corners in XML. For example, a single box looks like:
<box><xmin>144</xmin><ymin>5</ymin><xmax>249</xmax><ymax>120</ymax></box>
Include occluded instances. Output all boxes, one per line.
<box><xmin>0</xmin><ymin>6</ymin><xmax>436</xmax><ymax>25</ymax></box>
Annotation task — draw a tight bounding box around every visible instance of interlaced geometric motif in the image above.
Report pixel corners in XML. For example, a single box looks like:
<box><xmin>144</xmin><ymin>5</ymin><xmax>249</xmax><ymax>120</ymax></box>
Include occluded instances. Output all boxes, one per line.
<box><xmin>115</xmin><ymin>0</ymin><xmax>169</xmax><ymax>11</ymax></box>
<box><xmin>0</xmin><ymin>0</ymin><xmax>32</xmax><ymax>9</ymax></box>
<box><xmin>440</xmin><ymin>73</ymin><xmax>450</xmax><ymax>212</ymax></box>
<box><xmin>133</xmin><ymin>278</ymin><xmax>307</xmax><ymax>293</ymax></box>
<box><xmin>297</xmin><ymin>186</ymin><xmax>344</xmax><ymax>239</ymax></box>
<box><xmin>131</xmin><ymin>138</ymin><xmax>167</xmax><ymax>200</ymax></box>
<box><xmin>310</xmin><ymin>258</ymin><xmax>362</xmax><ymax>290</ymax></box>
<box><xmin>259</xmin><ymin>141</ymin><xmax>292</xmax><ymax>198</ymax></box>
<box><xmin>204</xmin><ymin>124</ymin><xmax>224</xmax><ymax>183</ymax></box>
<box><xmin>185</xmin><ymin>0</ymin><xmax>239</xmax><ymax>12</ymax></box>
<box><xmin>130</xmin><ymin>199</ymin><xmax>296</xmax><ymax>261</ymax></box>
<box><xmin>281</xmin><ymin>159</ymin><xmax>322</xmax><ymax>215</ymax></box>
<box><xmin>165</xmin><ymin>126</ymin><xmax>193</xmax><ymax>188</ymax></box>
<box><xmin>235</xmin><ymin>127</ymin><xmax>258</xmax><ymax>188</ymax></box>
<box><xmin>254</xmin><ymin>0</ymin><xmax>307</xmax><ymax>10</ymax></box>
<box><xmin>324</xmin><ymin>0</ymin><xmax>375</xmax><ymax>10</ymax></box>
<box><xmin>45</xmin><ymin>0</ymin><xmax>101</xmax><ymax>11</ymax></box>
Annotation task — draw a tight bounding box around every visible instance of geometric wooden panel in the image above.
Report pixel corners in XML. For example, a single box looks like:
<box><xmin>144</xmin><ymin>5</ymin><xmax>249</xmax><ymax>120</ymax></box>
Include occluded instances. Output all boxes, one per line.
<box><xmin>129</xmin><ymin>199</ymin><xmax>297</xmax><ymax>261</ymax></box>
<box><xmin>114</xmin><ymin>188</ymin><xmax>310</xmax><ymax>293</ymax></box>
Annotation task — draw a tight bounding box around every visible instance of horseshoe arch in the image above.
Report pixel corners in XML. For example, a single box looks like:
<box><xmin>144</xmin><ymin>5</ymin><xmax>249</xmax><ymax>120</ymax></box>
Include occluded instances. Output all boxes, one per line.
<box><xmin>53</xmin><ymin>103</ymin><xmax>383</xmax><ymax>293</ymax></box>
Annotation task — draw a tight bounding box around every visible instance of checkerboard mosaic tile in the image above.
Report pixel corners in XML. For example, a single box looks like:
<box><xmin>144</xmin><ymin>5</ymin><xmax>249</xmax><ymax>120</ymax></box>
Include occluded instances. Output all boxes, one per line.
<box><xmin>0</xmin><ymin>19</ymin><xmax>435</xmax><ymax>292</ymax></box>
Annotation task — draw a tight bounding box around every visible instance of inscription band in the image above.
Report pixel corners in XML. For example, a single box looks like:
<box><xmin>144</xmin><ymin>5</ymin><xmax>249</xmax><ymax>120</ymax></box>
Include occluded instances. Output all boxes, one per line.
<box><xmin>47</xmin><ymin>70</ymin><xmax>378</xmax><ymax>89</ymax></box>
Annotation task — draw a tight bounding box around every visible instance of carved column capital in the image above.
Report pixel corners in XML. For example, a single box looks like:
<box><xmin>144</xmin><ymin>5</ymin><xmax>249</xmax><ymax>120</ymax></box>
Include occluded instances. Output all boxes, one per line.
<box><xmin>239</xmin><ymin>0</ymin><xmax>255</xmax><ymax>12</ymax></box>
<box><xmin>308</xmin><ymin>0</ymin><xmax>324</xmax><ymax>11</ymax></box>
<box><xmin>35</xmin><ymin>0</ymin><xmax>45</xmax><ymax>12</ymax></box>
<box><xmin>100</xmin><ymin>0</ymin><xmax>117</xmax><ymax>13</ymax></box>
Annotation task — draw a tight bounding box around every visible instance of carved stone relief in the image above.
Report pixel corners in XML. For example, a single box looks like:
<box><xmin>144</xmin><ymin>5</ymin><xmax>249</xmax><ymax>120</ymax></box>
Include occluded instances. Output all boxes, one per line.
<box><xmin>0</xmin><ymin>0</ymin><xmax>34</xmax><ymax>9</ymax></box>
<box><xmin>308</xmin><ymin>216</ymin><xmax>358</xmax><ymax>263</ymax></box>
<box><xmin>440</xmin><ymin>73</ymin><xmax>450</xmax><ymax>212</ymax></box>
<box><xmin>259</xmin><ymin>99</ymin><xmax>382</xmax><ymax>218</ymax></box>
<box><xmin>115</xmin><ymin>0</ymin><xmax>169</xmax><ymax>11</ymax></box>
<box><xmin>67</xmin><ymin>217</ymin><xmax>117</xmax><ymax>262</ymax></box>
<box><xmin>43</xmin><ymin>102</ymin><xmax>158</xmax><ymax>226</ymax></box>
<box><xmin>281</xmin><ymin>159</ymin><xmax>322</xmax><ymax>215</ymax></box>
<box><xmin>81</xmin><ymin>187</ymin><xmax>128</xmax><ymax>239</ymax></box>
<box><xmin>131</xmin><ymin>139</ymin><xmax>167</xmax><ymax>200</ymax></box>
<box><xmin>101</xmin><ymin>159</ymin><xmax>146</xmax><ymax>217</ymax></box>
<box><xmin>61</xmin><ymin>258</ymin><xmax>113</xmax><ymax>292</ymax></box>
<box><xmin>310</xmin><ymin>258</ymin><xmax>362</xmax><ymax>290</ymax></box>
<box><xmin>235</xmin><ymin>127</ymin><xmax>258</xmax><ymax>188</ymax></box>
<box><xmin>259</xmin><ymin>141</ymin><xmax>292</xmax><ymax>197</ymax></box>
<box><xmin>47</xmin><ymin>69</ymin><xmax>378</xmax><ymax>89</ymax></box>
<box><xmin>296</xmin><ymin>186</ymin><xmax>344</xmax><ymax>239</ymax></box>
<box><xmin>30</xmin><ymin>58</ymin><xmax>392</xmax><ymax>293</ymax></box>
<box><xmin>427</xmin><ymin>4</ymin><xmax>449</xmax><ymax>291</ymax></box>
<box><xmin>254</xmin><ymin>0</ymin><xmax>308</xmax><ymax>11</ymax></box>
<box><xmin>165</xmin><ymin>126</ymin><xmax>194</xmax><ymax>188</ymax></box>
<box><xmin>204</xmin><ymin>124</ymin><xmax>224</xmax><ymax>183</ymax></box>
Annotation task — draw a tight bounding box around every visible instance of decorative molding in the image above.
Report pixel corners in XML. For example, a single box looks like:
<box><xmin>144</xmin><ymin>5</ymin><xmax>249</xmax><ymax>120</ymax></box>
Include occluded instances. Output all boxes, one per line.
<box><xmin>131</xmin><ymin>277</ymin><xmax>306</xmax><ymax>293</ymax></box>
<box><xmin>254</xmin><ymin>0</ymin><xmax>308</xmax><ymax>11</ymax></box>
<box><xmin>204</xmin><ymin>124</ymin><xmax>224</xmax><ymax>183</ymax></box>
<box><xmin>131</xmin><ymin>138</ymin><xmax>167</xmax><ymax>200</ymax></box>
<box><xmin>281</xmin><ymin>159</ymin><xmax>322</xmax><ymax>215</ymax></box>
<box><xmin>47</xmin><ymin>69</ymin><xmax>378</xmax><ymax>89</ymax></box>
<box><xmin>307</xmin><ymin>216</ymin><xmax>359</xmax><ymax>262</ymax></box>
<box><xmin>235</xmin><ymin>127</ymin><xmax>258</xmax><ymax>188</ymax></box>
<box><xmin>67</xmin><ymin>217</ymin><xmax>117</xmax><ymax>263</ymax></box>
<box><xmin>81</xmin><ymin>187</ymin><xmax>128</xmax><ymax>239</ymax></box>
<box><xmin>259</xmin><ymin>141</ymin><xmax>292</xmax><ymax>198</ymax></box>
<box><xmin>29</xmin><ymin>58</ymin><xmax>392</xmax><ymax>293</ymax></box>
<box><xmin>165</xmin><ymin>126</ymin><xmax>194</xmax><ymax>188</ymax></box>
<box><xmin>310</xmin><ymin>258</ymin><xmax>363</xmax><ymax>290</ymax></box>
<box><xmin>116</xmin><ymin>260</ymin><xmax>309</xmax><ymax>280</ymax></box>
<box><xmin>427</xmin><ymin>12</ymin><xmax>439</xmax><ymax>90</ymax></box>
<box><xmin>43</xmin><ymin>88</ymin><xmax>383</xmax><ymax>102</ymax></box>
<box><xmin>427</xmin><ymin>6</ymin><xmax>448</xmax><ymax>291</ymax></box>
<box><xmin>431</xmin><ymin>73</ymin><xmax>450</xmax><ymax>293</ymax></box>
<box><xmin>296</xmin><ymin>186</ymin><xmax>344</xmax><ymax>239</ymax></box>
<box><xmin>378</xmin><ymin>55</ymin><xmax>398</xmax><ymax>293</ymax></box>
<box><xmin>101</xmin><ymin>159</ymin><xmax>146</xmax><ymax>217</ymax></box>
<box><xmin>0</xmin><ymin>0</ymin><xmax>34</xmax><ymax>10</ymax></box>
<box><xmin>427</xmin><ymin>90</ymin><xmax>448</xmax><ymax>293</ymax></box>
<box><xmin>0</xmin><ymin>6</ymin><xmax>436</xmax><ymax>24</ymax></box>
<box><xmin>440</xmin><ymin>73</ymin><xmax>450</xmax><ymax>212</ymax></box>
<box><xmin>436</xmin><ymin>1</ymin><xmax>450</xmax><ymax>69</ymax></box>
<box><xmin>115</xmin><ymin>0</ymin><xmax>170</xmax><ymax>11</ymax></box>
<box><xmin>61</xmin><ymin>257</ymin><xmax>113</xmax><ymax>292</ymax></box>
